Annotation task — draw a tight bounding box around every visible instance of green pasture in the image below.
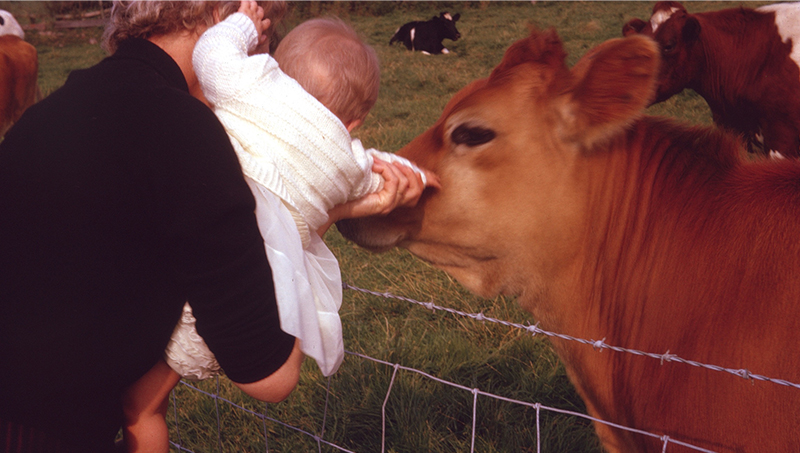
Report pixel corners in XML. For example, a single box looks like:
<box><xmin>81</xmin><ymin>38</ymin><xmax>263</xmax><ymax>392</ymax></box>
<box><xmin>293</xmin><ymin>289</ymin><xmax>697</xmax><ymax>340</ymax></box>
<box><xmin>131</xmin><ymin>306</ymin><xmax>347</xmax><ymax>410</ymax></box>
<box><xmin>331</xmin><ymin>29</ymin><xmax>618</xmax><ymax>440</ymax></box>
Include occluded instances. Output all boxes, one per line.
<box><xmin>2</xmin><ymin>1</ymin><xmax>772</xmax><ymax>451</ymax></box>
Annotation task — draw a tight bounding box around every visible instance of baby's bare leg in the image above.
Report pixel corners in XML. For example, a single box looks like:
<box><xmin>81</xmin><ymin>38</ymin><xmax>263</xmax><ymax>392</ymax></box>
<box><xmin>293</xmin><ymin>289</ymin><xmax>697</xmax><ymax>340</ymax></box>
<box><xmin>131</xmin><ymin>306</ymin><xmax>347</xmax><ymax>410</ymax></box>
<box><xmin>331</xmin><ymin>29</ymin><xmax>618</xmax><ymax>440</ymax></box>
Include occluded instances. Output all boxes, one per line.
<box><xmin>121</xmin><ymin>359</ymin><xmax>182</xmax><ymax>453</ymax></box>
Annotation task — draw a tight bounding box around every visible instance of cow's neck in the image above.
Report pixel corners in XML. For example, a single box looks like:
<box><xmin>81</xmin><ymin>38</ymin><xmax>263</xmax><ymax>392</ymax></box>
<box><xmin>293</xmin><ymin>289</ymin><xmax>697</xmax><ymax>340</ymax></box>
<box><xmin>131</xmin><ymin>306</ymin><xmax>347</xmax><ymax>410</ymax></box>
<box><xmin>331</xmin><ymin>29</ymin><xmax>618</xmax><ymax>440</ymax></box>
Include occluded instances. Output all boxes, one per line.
<box><xmin>538</xmin><ymin>118</ymin><xmax>746</xmax><ymax>430</ymax></box>
<box><xmin>542</xmin><ymin>119</ymin><xmax>712</xmax><ymax>332</ymax></box>
<box><xmin>691</xmin><ymin>11</ymin><xmax>774</xmax><ymax>115</ymax></box>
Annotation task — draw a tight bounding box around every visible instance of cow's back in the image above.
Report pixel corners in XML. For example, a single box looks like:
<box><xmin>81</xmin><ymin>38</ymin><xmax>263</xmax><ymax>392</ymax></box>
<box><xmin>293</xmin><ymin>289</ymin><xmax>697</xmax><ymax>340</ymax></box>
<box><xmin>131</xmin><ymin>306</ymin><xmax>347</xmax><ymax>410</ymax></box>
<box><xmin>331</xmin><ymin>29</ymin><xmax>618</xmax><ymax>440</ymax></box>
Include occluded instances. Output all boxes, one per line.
<box><xmin>623</xmin><ymin>2</ymin><xmax>800</xmax><ymax>156</ymax></box>
<box><xmin>757</xmin><ymin>3</ymin><xmax>800</xmax><ymax>71</ymax></box>
<box><xmin>389</xmin><ymin>21</ymin><xmax>420</xmax><ymax>49</ymax></box>
<box><xmin>0</xmin><ymin>35</ymin><xmax>38</xmax><ymax>136</ymax></box>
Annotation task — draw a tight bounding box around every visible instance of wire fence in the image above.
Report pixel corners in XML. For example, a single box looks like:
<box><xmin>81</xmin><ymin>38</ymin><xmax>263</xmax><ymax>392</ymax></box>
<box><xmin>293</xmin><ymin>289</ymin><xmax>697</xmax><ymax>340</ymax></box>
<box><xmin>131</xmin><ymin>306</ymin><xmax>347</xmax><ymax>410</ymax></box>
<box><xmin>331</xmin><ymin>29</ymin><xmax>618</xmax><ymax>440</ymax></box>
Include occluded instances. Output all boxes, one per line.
<box><xmin>165</xmin><ymin>282</ymin><xmax>800</xmax><ymax>452</ymax></box>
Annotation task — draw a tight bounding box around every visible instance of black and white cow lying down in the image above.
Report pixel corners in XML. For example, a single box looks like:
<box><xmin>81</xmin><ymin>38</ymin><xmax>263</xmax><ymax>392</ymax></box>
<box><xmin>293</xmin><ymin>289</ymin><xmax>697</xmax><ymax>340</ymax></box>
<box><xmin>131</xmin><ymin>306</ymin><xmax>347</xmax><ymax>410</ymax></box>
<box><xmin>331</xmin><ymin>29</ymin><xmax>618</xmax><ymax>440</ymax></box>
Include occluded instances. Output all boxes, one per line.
<box><xmin>389</xmin><ymin>12</ymin><xmax>461</xmax><ymax>55</ymax></box>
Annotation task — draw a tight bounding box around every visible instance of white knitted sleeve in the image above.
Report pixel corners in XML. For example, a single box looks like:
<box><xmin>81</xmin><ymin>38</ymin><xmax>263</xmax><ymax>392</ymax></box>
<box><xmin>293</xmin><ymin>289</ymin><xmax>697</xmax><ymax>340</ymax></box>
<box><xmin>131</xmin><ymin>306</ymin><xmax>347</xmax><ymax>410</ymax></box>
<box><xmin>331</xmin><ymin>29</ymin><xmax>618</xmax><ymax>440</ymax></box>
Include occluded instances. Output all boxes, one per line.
<box><xmin>193</xmin><ymin>13</ymin><xmax>276</xmax><ymax>107</ymax></box>
<box><xmin>367</xmin><ymin>148</ymin><xmax>428</xmax><ymax>187</ymax></box>
<box><xmin>348</xmin><ymin>138</ymin><xmax>383</xmax><ymax>196</ymax></box>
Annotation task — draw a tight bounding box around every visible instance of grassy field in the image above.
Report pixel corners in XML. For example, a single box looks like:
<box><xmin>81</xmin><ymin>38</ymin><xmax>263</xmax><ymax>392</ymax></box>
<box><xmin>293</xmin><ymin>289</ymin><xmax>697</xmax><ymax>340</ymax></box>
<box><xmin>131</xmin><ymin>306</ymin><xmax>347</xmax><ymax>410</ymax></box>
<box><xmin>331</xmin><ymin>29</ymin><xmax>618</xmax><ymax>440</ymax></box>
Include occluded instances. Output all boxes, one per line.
<box><xmin>2</xmin><ymin>1</ymin><xmax>773</xmax><ymax>451</ymax></box>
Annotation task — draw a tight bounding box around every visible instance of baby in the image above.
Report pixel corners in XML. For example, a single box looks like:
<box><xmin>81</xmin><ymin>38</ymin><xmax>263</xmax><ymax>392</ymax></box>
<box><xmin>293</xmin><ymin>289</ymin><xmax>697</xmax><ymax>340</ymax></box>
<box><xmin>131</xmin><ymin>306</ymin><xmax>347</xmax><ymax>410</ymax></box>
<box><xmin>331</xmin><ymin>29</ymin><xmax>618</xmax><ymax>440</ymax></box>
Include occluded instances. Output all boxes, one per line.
<box><xmin>187</xmin><ymin>8</ymin><xmax>435</xmax><ymax>379</ymax></box>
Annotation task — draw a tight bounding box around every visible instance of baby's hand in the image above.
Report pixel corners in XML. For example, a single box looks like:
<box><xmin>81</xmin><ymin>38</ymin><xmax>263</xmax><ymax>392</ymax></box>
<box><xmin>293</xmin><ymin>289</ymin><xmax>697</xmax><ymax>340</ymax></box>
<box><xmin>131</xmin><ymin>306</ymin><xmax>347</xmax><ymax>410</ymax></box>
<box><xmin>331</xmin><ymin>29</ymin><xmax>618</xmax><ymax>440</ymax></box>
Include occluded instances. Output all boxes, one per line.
<box><xmin>238</xmin><ymin>1</ymin><xmax>271</xmax><ymax>46</ymax></box>
<box><xmin>317</xmin><ymin>159</ymin><xmax>439</xmax><ymax>236</ymax></box>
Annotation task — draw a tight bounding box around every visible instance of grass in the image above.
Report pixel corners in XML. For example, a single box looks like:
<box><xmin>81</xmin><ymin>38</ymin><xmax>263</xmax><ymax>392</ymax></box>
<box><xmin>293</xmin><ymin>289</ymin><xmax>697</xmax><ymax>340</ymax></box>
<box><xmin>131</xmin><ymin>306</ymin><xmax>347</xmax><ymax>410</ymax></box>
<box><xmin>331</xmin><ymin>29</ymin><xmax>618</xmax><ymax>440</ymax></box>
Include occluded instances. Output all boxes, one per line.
<box><xmin>6</xmin><ymin>1</ymin><xmax>773</xmax><ymax>451</ymax></box>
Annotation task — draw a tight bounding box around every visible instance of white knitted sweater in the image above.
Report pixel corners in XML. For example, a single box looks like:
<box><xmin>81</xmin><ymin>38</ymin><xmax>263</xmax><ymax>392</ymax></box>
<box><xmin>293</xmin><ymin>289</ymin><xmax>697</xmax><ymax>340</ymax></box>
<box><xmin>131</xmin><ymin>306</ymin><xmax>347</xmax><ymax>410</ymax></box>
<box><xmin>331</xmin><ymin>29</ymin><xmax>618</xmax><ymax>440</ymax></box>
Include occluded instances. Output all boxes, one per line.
<box><xmin>194</xmin><ymin>14</ymin><xmax>424</xmax><ymax>232</ymax></box>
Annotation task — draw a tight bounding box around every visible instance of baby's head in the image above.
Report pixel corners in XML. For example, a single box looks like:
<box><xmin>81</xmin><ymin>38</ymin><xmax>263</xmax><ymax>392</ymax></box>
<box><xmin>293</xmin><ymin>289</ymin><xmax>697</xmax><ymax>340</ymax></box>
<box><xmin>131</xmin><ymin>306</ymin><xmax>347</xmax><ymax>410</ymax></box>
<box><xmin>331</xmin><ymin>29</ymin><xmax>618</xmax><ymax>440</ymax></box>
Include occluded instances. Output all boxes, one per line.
<box><xmin>274</xmin><ymin>18</ymin><xmax>380</xmax><ymax>132</ymax></box>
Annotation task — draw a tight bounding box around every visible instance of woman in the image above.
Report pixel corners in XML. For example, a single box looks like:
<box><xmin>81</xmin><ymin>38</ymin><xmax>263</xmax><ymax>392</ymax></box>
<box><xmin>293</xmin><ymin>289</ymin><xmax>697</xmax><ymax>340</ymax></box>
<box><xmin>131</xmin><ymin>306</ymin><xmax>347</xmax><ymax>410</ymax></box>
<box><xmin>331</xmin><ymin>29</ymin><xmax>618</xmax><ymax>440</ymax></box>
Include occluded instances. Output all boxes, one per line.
<box><xmin>0</xmin><ymin>2</ymin><xmax>424</xmax><ymax>452</ymax></box>
<box><xmin>121</xmin><ymin>4</ymin><xmax>433</xmax><ymax>450</ymax></box>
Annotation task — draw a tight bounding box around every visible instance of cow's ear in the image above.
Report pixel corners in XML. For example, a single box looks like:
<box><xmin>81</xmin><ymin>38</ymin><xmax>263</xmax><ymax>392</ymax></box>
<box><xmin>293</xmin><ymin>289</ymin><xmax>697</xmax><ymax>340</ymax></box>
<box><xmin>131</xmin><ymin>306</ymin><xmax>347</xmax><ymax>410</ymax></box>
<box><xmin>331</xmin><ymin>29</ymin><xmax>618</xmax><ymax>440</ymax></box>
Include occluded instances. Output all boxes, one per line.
<box><xmin>491</xmin><ymin>27</ymin><xmax>567</xmax><ymax>80</ymax></box>
<box><xmin>622</xmin><ymin>18</ymin><xmax>648</xmax><ymax>37</ymax></box>
<box><xmin>682</xmin><ymin>16</ymin><xmax>700</xmax><ymax>43</ymax></box>
<box><xmin>452</xmin><ymin>13</ymin><xmax>460</xmax><ymax>22</ymax></box>
<box><xmin>556</xmin><ymin>34</ymin><xmax>659</xmax><ymax>149</ymax></box>
<box><xmin>653</xmin><ymin>1</ymin><xmax>686</xmax><ymax>14</ymax></box>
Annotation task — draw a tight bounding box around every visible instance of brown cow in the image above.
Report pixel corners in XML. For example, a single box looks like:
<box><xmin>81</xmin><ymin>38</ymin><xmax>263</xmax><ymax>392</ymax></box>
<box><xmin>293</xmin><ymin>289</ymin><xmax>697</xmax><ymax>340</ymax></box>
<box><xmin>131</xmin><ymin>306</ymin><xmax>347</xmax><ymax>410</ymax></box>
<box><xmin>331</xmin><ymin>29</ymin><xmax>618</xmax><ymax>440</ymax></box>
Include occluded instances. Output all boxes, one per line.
<box><xmin>0</xmin><ymin>10</ymin><xmax>38</xmax><ymax>137</ymax></box>
<box><xmin>623</xmin><ymin>1</ymin><xmax>800</xmax><ymax>158</ymax></box>
<box><xmin>338</xmin><ymin>28</ymin><xmax>800</xmax><ymax>452</ymax></box>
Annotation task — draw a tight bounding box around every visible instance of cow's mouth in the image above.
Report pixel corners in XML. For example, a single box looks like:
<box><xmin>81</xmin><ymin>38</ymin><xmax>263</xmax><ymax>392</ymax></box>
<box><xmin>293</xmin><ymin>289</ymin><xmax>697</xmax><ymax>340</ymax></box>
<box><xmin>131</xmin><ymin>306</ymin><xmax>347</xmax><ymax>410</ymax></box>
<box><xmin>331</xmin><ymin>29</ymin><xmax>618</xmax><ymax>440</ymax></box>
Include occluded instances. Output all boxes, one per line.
<box><xmin>335</xmin><ymin>218</ymin><xmax>406</xmax><ymax>252</ymax></box>
<box><xmin>406</xmin><ymin>240</ymin><xmax>499</xmax><ymax>267</ymax></box>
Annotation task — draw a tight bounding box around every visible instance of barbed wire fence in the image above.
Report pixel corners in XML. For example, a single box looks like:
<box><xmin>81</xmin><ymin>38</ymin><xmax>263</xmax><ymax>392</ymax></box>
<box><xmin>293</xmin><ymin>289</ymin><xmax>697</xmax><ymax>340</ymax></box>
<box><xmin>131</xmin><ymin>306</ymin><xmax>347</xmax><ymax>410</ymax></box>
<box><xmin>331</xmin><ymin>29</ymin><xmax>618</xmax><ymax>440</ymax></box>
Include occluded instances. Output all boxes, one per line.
<box><xmin>165</xmin><ymin>282</ymin><xmax>800</xmax><ymax>453</ymax></box>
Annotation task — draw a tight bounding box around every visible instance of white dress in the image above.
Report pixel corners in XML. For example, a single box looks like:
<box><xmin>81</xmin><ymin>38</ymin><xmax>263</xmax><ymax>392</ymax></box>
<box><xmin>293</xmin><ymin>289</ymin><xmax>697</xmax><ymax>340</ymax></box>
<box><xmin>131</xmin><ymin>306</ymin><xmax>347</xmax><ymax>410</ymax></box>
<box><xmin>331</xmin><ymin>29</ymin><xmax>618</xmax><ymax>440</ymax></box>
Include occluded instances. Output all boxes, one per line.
<box><xmin>165</xmin><ymin>12</ymin><xmax>427</xmax><ymax>379</ymax></box>
<box><xmin>164</xmin><ymin>176</ymin><xmax>345</xmax><ymax>378</ymax></box>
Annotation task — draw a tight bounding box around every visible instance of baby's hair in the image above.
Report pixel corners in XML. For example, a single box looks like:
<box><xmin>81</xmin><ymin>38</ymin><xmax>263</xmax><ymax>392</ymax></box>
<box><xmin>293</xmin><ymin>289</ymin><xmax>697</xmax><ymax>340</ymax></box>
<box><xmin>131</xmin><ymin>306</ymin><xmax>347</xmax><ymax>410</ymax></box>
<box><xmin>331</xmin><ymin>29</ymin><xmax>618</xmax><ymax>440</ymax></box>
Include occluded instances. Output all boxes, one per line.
<box><xmin>274</xmin><ymin>17</ymin><xmax>380</xmax><ymax>127</ymax></box>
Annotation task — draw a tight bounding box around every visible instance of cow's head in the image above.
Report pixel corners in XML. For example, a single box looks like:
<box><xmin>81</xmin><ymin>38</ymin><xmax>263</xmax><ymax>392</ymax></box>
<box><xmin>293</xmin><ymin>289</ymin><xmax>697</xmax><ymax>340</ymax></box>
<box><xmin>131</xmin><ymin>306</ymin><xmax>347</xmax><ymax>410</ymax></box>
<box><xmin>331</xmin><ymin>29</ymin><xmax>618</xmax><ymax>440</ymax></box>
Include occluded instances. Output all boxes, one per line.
<box><xmin>435</xmin><ymin>11</ymin><xmax>461</xmax><ymax>41</ymax></box>
<box><xmin>622</xmin><ymin>1</ymin><xmax>700</xmax><ymax>104</ymax></box>
<box><xmin>0</xmin><ymin>10</ymin><xmax>24</xmax><ymax>40</ymax></box>
<box><xmin>337</xmin><ymin>28</ymin><xmax>659</xmax><ymax>299</ymax></box>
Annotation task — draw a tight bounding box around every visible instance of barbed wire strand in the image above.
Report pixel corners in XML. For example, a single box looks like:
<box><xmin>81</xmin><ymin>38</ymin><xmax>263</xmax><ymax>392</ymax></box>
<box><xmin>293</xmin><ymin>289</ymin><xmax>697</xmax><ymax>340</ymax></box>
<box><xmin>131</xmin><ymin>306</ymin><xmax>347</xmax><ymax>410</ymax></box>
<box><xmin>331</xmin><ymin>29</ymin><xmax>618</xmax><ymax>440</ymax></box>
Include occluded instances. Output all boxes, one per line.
<box><xmin>343</xmin><ymin>282</ymin><xmax>800</xmax><ymax>390</ymax></box>
<box><xmin>166</xmin><ymin>281</ymin><xmax>789</xmax><ymax>452</ymax></box>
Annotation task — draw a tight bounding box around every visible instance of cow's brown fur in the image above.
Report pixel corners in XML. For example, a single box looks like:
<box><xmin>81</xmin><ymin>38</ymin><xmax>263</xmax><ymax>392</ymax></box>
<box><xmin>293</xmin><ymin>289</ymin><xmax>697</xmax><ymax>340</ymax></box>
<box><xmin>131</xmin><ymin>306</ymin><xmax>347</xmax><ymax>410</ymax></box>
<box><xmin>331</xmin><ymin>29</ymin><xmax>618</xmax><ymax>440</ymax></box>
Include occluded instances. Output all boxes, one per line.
<box><xmin>338</xmin><ymin>28</ymin><xmax>800</xmax><ymax>452</ymax></box>
<box><xmin>623</xmin><ymin>1</ymin><xmax>800</xmax><ymax>157</ymax></box>
<box><xmin>0</xmin><ymin>35</ymin><xmax>38</xmax><ymax>137</ymax></box>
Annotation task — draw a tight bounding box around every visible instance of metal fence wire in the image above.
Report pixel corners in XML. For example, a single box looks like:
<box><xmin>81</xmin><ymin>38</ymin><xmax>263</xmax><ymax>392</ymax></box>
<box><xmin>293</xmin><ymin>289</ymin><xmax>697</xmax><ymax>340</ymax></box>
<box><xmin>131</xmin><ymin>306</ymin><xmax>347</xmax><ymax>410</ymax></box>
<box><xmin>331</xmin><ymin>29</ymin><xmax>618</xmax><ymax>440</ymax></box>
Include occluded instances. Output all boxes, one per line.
<box><xmin>166</xmin><ymin>282</ymin><xmax>799</xmax><ymax>453</ymax></box>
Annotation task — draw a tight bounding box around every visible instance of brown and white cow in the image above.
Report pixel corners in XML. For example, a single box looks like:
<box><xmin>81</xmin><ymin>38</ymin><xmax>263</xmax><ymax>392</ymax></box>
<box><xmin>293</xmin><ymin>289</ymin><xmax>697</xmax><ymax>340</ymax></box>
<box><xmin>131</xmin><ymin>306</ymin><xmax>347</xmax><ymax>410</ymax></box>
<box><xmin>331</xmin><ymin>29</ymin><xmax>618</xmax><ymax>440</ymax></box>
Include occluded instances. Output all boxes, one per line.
<box><xmin>337</xmin><ymin>28</ymin><xmax>800</xmax><ymax>453</ymax></box>
<box><xmin>623</xmin><ymin>1</ymin><xmax>800</xmax><ymax>158</ymax></box>
<box><xmin>0</xmin><ymin>9</ymin><xmax>39</xmax><ymax>137</ymax></box>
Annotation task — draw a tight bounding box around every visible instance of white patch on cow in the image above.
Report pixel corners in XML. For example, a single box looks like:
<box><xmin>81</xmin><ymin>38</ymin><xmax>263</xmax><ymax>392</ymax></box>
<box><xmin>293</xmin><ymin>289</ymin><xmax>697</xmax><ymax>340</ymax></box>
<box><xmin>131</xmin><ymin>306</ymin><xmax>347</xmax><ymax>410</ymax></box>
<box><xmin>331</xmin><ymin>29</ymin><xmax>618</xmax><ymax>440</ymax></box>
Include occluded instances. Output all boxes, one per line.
<box><xmin>422</xmin><ymin>51</ymin><xmax>431</xmax><ymax>55</ymax></box>
<box><xmin>757</xmin><ymin>3</ymin><xmax>800</xmax><ymax>72</ymax></box>
<box><xmin>443</xmin><ymin>13</ymin><xmax>453</xmax><ymax>21</ymax></box>
<box><xmin>442</xmin><ymin>48</ymin><xmax>450</xmax><ymax>54</ymax></box>
<box><xmin>0</xmin><ymin>10</ymin><xmax>24</xmax><ymax>39</ymax></box>
<box><xmin>410</xmin><ymin>28</ymin><xmax>416</xmax><ymax>51</ymax></box>
<box><xmin>769</xmin><ymin>150</ymin><xmax>786</xmax><ymax>160</ymax></box>
<box><xmin>650</xmin><ymin>7</ymin><xmax>681</xmax><ymax>33</ymax></box>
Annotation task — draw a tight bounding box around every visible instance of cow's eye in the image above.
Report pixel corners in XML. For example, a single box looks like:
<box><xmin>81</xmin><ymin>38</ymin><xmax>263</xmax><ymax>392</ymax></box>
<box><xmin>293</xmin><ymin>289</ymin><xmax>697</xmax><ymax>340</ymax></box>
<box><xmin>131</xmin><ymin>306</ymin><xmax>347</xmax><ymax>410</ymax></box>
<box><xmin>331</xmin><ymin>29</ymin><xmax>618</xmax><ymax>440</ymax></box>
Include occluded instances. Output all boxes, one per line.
<box><xmin>451</xmin><ymin>124</ymin><xmax>496</xmax><ymax>147</ymax></box>
<box><xmin>662</xmin><ymin>39</ymin><xmax>677</xmax><ymax>53</ymax></box>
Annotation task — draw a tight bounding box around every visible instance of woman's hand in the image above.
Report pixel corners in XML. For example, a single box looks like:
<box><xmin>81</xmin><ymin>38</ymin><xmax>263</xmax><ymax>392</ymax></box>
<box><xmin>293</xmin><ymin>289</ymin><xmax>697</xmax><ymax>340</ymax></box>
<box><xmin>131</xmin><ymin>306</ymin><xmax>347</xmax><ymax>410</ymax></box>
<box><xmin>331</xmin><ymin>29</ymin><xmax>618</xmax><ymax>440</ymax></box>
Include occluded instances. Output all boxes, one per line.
<box><xmin>238</xmin><ymin>1</ymin><xmax>271</xmax><ymax>46</ymax></box>
<box><xmin>317</xmin><ymin>158</ymin><xmax>439</xmax><ymax>236</ymax></box>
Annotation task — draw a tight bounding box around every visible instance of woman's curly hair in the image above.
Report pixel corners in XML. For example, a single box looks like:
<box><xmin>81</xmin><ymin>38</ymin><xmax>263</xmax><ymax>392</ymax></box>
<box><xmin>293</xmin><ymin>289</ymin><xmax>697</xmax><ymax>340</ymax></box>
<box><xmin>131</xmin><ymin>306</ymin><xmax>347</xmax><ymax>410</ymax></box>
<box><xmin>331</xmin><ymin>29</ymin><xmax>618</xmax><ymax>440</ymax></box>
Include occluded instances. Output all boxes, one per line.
<box><xmin>103</xmin><ymin>1</ymin><xmax>288</xmax><ymax>54</ymax></box>
<box><xmin>103</xmin><ymin>1</ymin><xmax>215</xmax><ymax>53</ymax></box>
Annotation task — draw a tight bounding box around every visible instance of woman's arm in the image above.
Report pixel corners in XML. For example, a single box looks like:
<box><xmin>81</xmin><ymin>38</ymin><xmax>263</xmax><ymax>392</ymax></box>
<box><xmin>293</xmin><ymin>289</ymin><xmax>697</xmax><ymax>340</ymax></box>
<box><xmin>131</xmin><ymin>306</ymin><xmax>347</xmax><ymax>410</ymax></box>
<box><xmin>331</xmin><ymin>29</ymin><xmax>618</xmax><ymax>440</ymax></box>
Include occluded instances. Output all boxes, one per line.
<box><xmin>231</xmin><ymin>338</ymin><xmax>304</xmax><ymax>403</ymax></box>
